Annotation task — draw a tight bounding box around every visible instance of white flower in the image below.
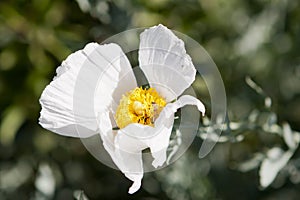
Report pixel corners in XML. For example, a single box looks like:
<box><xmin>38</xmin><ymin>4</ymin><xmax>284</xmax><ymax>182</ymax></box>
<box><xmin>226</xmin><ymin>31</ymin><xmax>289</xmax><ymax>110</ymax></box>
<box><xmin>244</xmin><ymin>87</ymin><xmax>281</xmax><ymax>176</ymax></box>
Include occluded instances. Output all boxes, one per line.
<box><xmin>39</xmin><ymin>24</ymin><xmax>205</xmax><ymax>194</ymax></box>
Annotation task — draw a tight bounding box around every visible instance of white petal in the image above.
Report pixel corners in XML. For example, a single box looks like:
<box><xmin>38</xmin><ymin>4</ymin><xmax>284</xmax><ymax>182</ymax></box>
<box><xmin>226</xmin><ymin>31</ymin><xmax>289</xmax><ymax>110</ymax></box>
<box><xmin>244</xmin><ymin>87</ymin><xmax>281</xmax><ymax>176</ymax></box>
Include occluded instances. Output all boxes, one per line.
<box><xmin>114</xmin><ymin>134</ymin><xmax>145</xmax><ymax>193</ymax></box>
<box><xmin>39</xmin><ymin>43</ymin><xmax>132</xmax><ymax>138</ymax></box>
<box><xmin>128</xmin><ymin>180</ymin><xmax>142</xmax><ymax>194</ymax></box>
<box><xmin>117</xmin><ymin>118</ymin><xmax>174</xmax><ymax>169</ymax></box>
<box><xmin>113</xmin><ymin>122</ymin><xmax>173</xmax><ymax>193</ymax></box>
<box><xmin>98</xmin><ymin>112</ymin><xmax>143</xmax><ymax>194</ymax></box>
<box><xmin>174</xmin><ymin>95</ymin><xmax>206</xmax><ymax>116</ymax></box>
<box><xmin>111</xmin><ymin>53</ymin><xmax>137</xmax><ymax>113</ymax></box>
<box><xmin>113</xmin><ymin>108</ymin><xmax>175</xmax><ymax>193</ymax></box>
<box><xmin>138</xmin><ymin>24</ymin><xmax>196</xmax><ymax>101</ymax></box>
<box><xmin>98</xmin><ymin>95</ymin><xmax>204</xmax><ymax>193</ymax></box>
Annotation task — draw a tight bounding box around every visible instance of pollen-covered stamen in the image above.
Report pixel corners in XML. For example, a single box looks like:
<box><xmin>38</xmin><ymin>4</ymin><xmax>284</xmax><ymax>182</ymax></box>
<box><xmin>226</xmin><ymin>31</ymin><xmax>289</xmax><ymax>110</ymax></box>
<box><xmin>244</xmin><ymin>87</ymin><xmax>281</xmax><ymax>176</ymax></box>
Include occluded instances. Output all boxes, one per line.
<box><xmin>133</xmin><ymin>101</ymin><xmax>144</xmax><ymax>116</ymax></box>
<box><xmin>115</xmin><ymin>87</ymin><xmax>166</xmax><ymax>129</ymax></box>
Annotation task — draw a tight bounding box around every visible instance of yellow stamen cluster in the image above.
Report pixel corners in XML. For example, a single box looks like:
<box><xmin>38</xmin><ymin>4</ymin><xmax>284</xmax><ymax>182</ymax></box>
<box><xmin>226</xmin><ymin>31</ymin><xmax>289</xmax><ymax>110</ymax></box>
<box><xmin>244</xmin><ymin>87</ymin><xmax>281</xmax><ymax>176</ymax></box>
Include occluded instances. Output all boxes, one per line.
<box><xmin>115</xmin><ymin>87</ymin><xmax>166</xmax><ymax>129</ymax></box>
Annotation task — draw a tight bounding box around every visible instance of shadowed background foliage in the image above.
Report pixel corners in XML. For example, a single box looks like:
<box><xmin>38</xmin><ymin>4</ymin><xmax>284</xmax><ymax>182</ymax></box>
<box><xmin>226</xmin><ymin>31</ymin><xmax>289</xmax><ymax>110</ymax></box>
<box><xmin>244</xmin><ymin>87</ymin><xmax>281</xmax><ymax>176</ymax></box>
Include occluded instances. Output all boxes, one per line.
<box><xmin>0</xmin><ymin>0</ymin><xmax>300</xmax><ymax>199</ymax></box>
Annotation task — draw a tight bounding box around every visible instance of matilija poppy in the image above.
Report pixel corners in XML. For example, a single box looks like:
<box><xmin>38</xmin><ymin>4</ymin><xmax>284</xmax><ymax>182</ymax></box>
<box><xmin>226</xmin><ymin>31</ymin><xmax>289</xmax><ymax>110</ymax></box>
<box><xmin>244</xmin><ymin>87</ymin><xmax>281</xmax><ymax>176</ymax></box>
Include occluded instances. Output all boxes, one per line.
<box><xmin>39</xmin><ymin>24</ymin><xmax>205</xmax><ymax>194</ymax></box>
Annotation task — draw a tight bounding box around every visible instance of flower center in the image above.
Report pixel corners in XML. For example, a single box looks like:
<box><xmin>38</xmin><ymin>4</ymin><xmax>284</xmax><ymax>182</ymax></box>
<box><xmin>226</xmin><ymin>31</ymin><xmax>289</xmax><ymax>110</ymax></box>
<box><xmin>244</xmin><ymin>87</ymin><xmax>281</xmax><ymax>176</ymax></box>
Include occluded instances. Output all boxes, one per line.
<box><xmin>115</xmin><ymin>87</ymin><xmax>166</xmax><ymax>129</ymax></box>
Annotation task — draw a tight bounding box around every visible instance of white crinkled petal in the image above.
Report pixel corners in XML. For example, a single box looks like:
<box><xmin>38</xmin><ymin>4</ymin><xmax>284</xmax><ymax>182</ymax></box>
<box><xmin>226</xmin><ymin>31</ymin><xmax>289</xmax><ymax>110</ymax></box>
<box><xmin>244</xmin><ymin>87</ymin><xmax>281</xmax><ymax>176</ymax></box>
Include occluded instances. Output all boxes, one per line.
<box><xmin>111</xmin><ymin>53</ymin><xmax>137</xmax><ymax>113</ymax></box>
<box><xmin>112</xmin><ymin>94</ymin><xmax>205</xmax><ymax>193</ymax></box>
<box><xmin>114</xmin><ymin>115</ymin><xmax>174</xmax><ymax>194</ymax></box>
<box><xmin>39</xmin><ymin>43</ymin><xmax>133</xmax><ymax>138</ymax></box>
<box><xmin>105</xmin><ymin>100</ymin><xmax>176</xmax><ymax>193</ymax></box>
<box><xmin>138</xmin><ymin>24</ymin><xmax>196</xmax><ymax>101</ymax></box>
<box><xmin>114</xmin><ymin>133</ymin><xmax>145</xmax><ymax>194</ymax></box>
<box><xmin>98</xmin><ymin>111</ymin><xmax>144</xmax><ymax>194</ymax></box>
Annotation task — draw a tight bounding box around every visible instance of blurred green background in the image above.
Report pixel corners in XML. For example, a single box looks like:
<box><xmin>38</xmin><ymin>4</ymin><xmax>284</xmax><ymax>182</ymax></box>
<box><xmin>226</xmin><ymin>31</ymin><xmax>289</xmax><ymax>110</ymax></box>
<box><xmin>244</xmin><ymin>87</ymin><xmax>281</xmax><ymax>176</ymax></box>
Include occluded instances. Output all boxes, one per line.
<box><xmin>0</xmin><ymin>0</ymin><xmax>300</xmax><ymax>199</ymax></box>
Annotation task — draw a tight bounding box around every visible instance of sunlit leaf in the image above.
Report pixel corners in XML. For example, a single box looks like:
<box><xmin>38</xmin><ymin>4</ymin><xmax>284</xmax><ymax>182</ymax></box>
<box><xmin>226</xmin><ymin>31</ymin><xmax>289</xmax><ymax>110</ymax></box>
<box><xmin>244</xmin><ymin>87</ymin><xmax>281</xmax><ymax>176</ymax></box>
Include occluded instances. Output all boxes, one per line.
<box><xmin>245</xmin><ymin>76</ymin><xmax>272</xmax><ymax>109</ymax></box>
<box><xmin>0</xmin><ymin>160</ymin><xmax>33</xmax><ymax>190</ymax></box>
<box><xmin>73</xmin><ymin>190</ymin><xmax>89</xmax><ymax>200</ymax></box>
<box><xmin>0</xmin><ymin>106</ymin><xmax>26</xmax><ymax>145</ymax></box>
<box><xmin>283</xmin><ymin>123</ymin><xmax>299</xmax><ymax>150</ymax></box>
<box><xmin>35</xmin><ymin>163</ymin><xmax>55</xmax><ymax>197</ymax></box>
<box><xmin>236</xmin><ymin>153</ymin><xmax>264</xmax><ymax>172</ymax></box>
<box><xmin>259</xmin><ymin>147</ymin><xmax>293</xmax><ymax>188</ymax></box>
